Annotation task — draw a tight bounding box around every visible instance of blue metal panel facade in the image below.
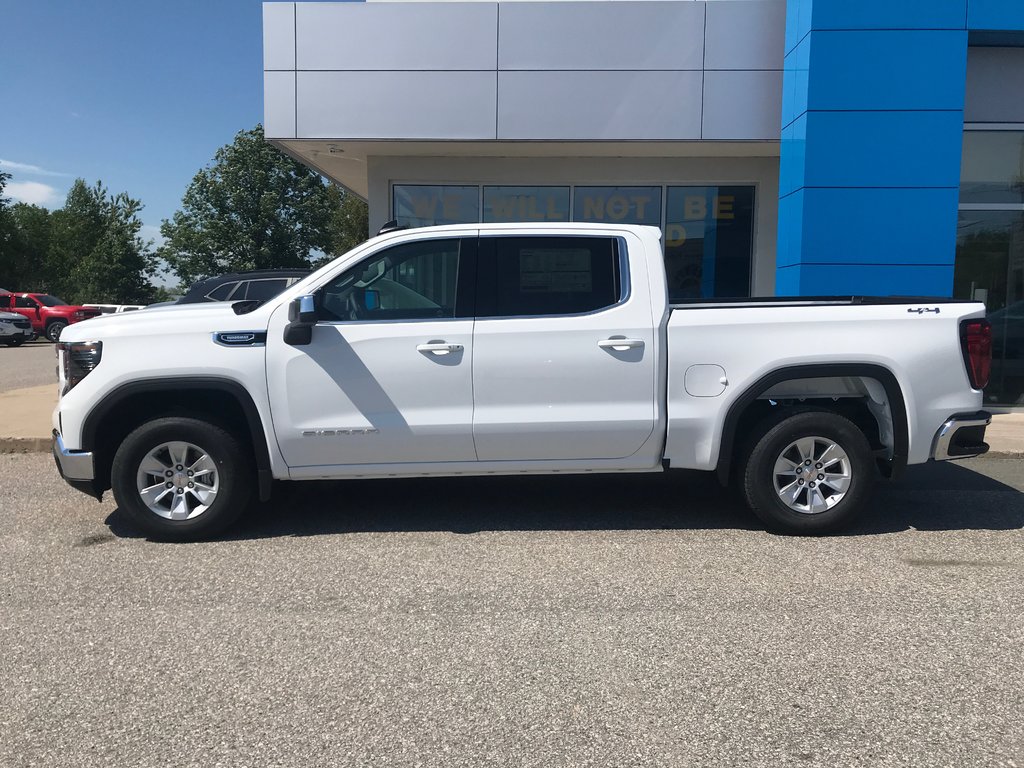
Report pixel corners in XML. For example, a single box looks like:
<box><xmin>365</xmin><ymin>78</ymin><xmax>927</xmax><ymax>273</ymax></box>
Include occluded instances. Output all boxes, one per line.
<box><xmin>777</xmin><ymin>0</ymin><xmax>973</xmax><ymax>296</ymax></box>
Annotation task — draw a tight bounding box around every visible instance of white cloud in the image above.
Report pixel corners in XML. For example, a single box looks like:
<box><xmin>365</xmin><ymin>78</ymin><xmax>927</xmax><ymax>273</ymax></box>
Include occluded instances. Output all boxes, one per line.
<box><xmin>6</xmin><ymin>180</ymin><xmax>61</xmax><ymax>207</ymax></box>
<box><xmin>0</xmin><ymin>158</ymin><xmax>70</xmax><ymax>178</ymax></box>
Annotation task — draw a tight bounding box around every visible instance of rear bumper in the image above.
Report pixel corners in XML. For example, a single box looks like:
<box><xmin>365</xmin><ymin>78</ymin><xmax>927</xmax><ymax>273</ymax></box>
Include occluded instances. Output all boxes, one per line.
<box><xmin>931</xmin><ymin>411</ymin><xmax>991</xmax><ymax>460</ymax></box>
<box><xmin>52</xmin><ymin>430</ymin><xmax>102</xmax><ymax>499</ymax></box>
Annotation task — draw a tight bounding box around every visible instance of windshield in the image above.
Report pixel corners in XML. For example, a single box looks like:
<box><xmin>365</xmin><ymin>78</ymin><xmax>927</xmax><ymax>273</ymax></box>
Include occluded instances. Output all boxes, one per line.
<box><xmin>35</xmin><ymin>294</ymin><xmax>67</xmax><ymax>307</ymax></box>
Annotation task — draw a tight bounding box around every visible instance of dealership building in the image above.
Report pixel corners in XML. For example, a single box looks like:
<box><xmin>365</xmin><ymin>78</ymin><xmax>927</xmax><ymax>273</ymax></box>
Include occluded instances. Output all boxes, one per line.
<box><xmin>263</xmin><ymin>0</ymin><xmax>1024</xmax><ymax>404</ymax></box>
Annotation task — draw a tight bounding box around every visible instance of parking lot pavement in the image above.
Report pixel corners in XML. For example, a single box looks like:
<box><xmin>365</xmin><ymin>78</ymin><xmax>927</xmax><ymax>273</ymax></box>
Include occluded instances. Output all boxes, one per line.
<box><xmin>1</xmin><ymin>454</ymin><xmax>1022</xmax><ymax>767</ymax></box>
<box><xmin>0</xmin><ymin>339</ymin><xmax>55</xmax><ymax>391</ymax></box>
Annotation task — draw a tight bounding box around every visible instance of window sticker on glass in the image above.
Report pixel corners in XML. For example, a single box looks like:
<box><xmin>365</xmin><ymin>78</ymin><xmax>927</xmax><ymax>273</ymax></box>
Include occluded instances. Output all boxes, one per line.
<box><xmin>519</xmin><ymin>249</ymin><xmax>593</xmax><ymax>293</ymax></box>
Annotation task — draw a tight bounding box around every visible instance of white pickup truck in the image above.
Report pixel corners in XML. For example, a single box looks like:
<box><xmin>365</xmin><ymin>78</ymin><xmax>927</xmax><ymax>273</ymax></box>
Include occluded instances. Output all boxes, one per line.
<box><xmin>52</xmin><ymin>223</ymin><xmax>993</xmax><ymax>541</ymax></box>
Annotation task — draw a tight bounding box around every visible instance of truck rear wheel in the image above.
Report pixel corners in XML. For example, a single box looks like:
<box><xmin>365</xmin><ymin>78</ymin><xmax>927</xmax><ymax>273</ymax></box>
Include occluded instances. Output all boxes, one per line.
<box><xmin>741</xmin><ymin>411</ymin><xmax>874</xmax><ymax>534</ymax></box>
<box><xmin>111</xmin><ymin>417</ymin><xmax>253</xmax><ymax>541</ymax></box>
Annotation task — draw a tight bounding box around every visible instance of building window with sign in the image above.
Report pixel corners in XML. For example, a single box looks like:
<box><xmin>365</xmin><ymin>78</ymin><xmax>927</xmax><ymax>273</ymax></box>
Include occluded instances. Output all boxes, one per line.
<box><xmin>573</xmin><ymin>186</ymin><xmax>662</xmax><ymax>226</ymax></box>
<box><xmin>664</xmin><ymin>186</ymin><xmax>754</xmax><ymax>301</ymax></box>
<box><xmin>483</xmin><ymin>186</ymin><xmax>569</xmax><ymax>223</ymax></box>
<box><xmin>393</xmin><ymin>185</ymin><xmax>480</xmax><ymax>228</ymax></box>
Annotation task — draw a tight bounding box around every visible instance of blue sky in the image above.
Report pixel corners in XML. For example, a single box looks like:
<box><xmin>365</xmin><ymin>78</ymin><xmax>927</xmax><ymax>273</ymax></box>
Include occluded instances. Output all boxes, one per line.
<box><xmin>1</xmin><ymin>0</ymin><xmax>267</xmax><ymax>247</ymax></box>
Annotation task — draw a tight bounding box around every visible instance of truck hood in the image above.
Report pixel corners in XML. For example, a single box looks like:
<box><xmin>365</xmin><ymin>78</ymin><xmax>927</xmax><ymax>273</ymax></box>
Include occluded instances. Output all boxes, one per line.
<box><xmin>58</xmin><ymin>301</ymin><xmax>272</xmax><ymax>343</ymax></box>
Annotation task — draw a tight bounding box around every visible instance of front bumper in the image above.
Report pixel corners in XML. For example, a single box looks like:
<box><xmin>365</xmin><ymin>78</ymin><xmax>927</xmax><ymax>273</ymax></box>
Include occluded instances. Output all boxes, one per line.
<box><xmin>0</xmin><ymin>326</ymin><xmax>33</xmax><ymax>339</ymax></box>
<box><xmin>931</xmin><ymin>411</ymin><xmax>991</xmax><ymax>460</ymax></box>
<box><xmin>52</xmin><ymin>430</ymin><xmax>102</xmax><ymax>499</ymax></box>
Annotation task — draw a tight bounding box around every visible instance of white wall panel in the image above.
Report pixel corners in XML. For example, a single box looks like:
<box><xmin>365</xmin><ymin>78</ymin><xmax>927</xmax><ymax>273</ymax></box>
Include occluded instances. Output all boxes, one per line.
<box><xmin>264</xmin><ymin>71</ymin><xmax>296</xmax><ymax>138</ymax></box>
<box><xmin>702</xmin><ymin>70</ymin><xmax>782</xmax><ymax>139</ymax></box>
<box><xmin>498</xmin><ymin>71</ymin><xmax>703</xmax><ymax>140</ymax></box>
<box><xmin>297</xmin><ymin>71</ymin><xmax>497</xmax><ymax>139</ymax></box>
<box><xmin>296</xmin><ymin>2</ymin><xmax>497</xmax><ymax>70</ymax></box>
<box><xmin>263</xmin><ymin>3</ymin><xmax>296</xmax><ymax>70</ymax></box>
<box><xmin>704</xmin><ymin>0</ymin><xmax>785</xmax><ymax>70</ymax></box>
<box><xmin>498</xmin><ymin>1</ymin><xmax>704</xmax><ymax>70</ymax></box>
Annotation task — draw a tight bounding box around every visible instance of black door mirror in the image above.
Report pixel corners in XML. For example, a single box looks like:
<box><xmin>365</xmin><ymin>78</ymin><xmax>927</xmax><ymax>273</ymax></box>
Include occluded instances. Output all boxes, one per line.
<box><xmin>284</xmin><ymin>295</ymin><xmax>317</xmax><ymax>346</ymax></box>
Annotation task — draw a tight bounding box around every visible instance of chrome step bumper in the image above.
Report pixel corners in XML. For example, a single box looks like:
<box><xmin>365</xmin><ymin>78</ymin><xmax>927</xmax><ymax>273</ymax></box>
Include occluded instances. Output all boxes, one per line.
<box><xmin>931</xmin><ymin>411</ymin><xmax>991</xmax><ymax>461</ymax></box>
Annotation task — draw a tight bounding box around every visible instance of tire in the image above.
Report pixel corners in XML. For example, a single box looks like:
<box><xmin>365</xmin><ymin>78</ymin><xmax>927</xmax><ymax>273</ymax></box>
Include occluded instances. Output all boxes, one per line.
<box><xmin>111</xmin><ymin>417</ymin><xmax>253</xmax><ymax>541</ymax></box>
<box><xmin>45</xmin><ymin>320</ymin><xmax>67</xmax><ymax>342</ymax></box>
<box><xmin>4</xmin><ymin>336</ymin><xmax>25</xmax><ymax>347</ymax></box>
<box><xmin>741</xmin><ymin>410</ymin><xmax>875</xmax><ymax>535</ymax></box>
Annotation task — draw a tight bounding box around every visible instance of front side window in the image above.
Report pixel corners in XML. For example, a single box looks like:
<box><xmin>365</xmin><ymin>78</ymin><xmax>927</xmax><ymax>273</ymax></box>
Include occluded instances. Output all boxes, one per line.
<box><xmin>477</xmin><ymin>236</ymin><xmax>620</xmax><ymax>318</ymax></box>
<box><xmin>319</xmin><ymin>238</ymin><xmax>468</xmax><ymax>322</ymax></box>
<box><xmin>206</xmin><ymin>282</ymin><xmax>237</xmax><ymax>301</ymax></box>
<box><xmin>35</xmin><ymin>294</ymin><xmax>67</xmax><ymax>307</ymax></box>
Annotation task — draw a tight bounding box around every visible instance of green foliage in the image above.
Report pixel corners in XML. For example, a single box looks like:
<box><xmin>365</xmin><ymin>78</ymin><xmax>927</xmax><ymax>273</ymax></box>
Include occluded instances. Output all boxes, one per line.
<box><xmin>160</xmin><ymin>125</ymin><xmax>342</xmax><ymax>284</ymax></box>
<box><xmin>322</xmin><ymin>184</ymin><xmax>369</xmax><ymax>265</ymax></box>
<box><xmin>3</xmin><ymin>203</ymin><xmax>52</xmax><ymax>290</ymax></box>
<box><xmin>0</xmin><ymin>176</ymin><xmax>158</xmax><ymax>304</ymax></box>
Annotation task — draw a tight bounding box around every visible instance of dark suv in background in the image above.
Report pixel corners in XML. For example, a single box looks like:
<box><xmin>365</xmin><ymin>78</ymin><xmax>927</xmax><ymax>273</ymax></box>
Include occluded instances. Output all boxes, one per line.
<box><xmin>176</xmin><ymin>269</ymin><xmax>310</xmax><ymax>304</ymax></box>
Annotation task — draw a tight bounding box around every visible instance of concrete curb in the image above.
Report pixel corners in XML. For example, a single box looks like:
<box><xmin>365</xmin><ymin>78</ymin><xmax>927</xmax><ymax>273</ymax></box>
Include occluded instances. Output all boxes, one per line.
<box><xmin>0</xmin><ymin>437</ymin><xmax>52</xmax><ymax>454</ymax></box>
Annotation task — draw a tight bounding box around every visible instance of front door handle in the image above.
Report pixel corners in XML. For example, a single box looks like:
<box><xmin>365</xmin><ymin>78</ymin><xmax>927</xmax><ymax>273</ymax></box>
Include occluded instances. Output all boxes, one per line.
<box><xmin>417</xmin><ymin>342</ymin><xmax>463</xmax><ymax>355</ymax></box>
<box><xmin>598</xmin><ymin>338</ymin><xmax>645</xmax><ymax>351</ymax></box>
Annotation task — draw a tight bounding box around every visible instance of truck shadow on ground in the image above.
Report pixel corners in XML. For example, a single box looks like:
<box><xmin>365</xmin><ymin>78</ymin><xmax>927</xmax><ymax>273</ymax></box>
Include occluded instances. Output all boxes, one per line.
<box><xmin>104</xmin><ymin>459</ymin><xmax>1024</xmax><ymax>540</ymax></box>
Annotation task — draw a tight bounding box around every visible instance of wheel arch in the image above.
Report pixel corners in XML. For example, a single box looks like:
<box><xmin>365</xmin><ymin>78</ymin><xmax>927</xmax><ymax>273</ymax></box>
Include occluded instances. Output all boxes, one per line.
<box><xmin>715</xmin><ymin>363</ymin><xmax>909</xmax><ymax>487</ymax></box>
<box><xmin>81</xmin><ymin>377</ymin><xmax>273</xmax><ymax>501</ymax></box>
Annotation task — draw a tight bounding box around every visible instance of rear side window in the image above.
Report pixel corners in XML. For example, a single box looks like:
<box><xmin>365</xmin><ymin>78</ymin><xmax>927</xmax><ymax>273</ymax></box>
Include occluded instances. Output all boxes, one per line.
<box><xmin>477</xmin><ymin>236</ymin><xmax>621</xmax><ymax>317</ymax></box>
<box><xmin>14</xmin><ymin>296</ymin><xmax>36</xmax><ymax>308</ymax></box>
<box><xmin>243</xmin><ymin>279</ymin><xmax>287</xmax><ymax>301</ymax></box>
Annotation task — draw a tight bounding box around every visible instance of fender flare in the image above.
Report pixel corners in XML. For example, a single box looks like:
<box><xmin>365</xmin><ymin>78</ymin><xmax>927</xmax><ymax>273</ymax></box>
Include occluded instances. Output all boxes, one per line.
<box><xmin>82</xmin><ymin>376</ymin><xmax>273</xmax><ymax>501</ymax></box>
<box><xmin>715</xmin><ymin>363</ymin><xmax>909</xmax><ymax>485</ymax></box>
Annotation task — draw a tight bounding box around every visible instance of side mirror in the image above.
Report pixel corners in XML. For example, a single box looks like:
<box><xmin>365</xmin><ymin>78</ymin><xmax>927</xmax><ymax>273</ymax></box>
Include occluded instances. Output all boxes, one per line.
<box><xmin>284</xmin><ymin>294</ymin><xmax>316</xmax><ymax>346</ymax></box>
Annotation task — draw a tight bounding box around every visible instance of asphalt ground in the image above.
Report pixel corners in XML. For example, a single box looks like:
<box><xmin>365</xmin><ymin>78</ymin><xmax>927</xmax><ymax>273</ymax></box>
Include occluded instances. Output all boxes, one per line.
<box><xmin>1</xmin><ymin>453</ymin><xmax>1022</xmax><ymax>767</ymax></box>
<box><xmin>0</xmin><ymin>338</ymin><xmax>57</xmax><ymax>392</ymax></box>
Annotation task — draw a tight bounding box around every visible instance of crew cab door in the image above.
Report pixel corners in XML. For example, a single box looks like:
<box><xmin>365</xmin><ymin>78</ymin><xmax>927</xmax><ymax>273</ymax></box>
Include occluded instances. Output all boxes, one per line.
<box><xmin>11</xmin><ymin>295</ymin><xmax>40</xmax><ymax>328</ymax></box>
<box><xmin>472</xmin><ymin>231</ymin><xmax>658</xmax><ymax>461</ymax></box>
<box><xmin>266</xmin><ymin>235</ymin><xmax>478</xmax><ymax>469</ymax></box>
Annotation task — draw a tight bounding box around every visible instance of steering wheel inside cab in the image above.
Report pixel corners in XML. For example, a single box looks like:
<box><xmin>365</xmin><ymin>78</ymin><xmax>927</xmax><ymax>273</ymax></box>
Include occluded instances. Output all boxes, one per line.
<box><xmin>320</xmin><ymin>258</ymin><xmax>389</xmax><ymax>321</ymax></box>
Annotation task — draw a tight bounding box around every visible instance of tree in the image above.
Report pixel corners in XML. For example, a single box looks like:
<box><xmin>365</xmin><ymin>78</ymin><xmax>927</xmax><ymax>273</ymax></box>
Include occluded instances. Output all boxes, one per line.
<box><xmin>326</xmin><ymin>184</ymin><xmax>369</xmax><ymax>260</ymax></box>
<box><xmin>160</xmin><ymin>125</ymin><xmax>340</xmax><ymax>285</ymax></box>
<box><xmin>3</xmin><ymin>203</ymin><xmax>52</xmax><ymax>290</ymax></box>
<box><xmin>48</xmin><ymin>180</ymin><xmax>157</xmax><ymax>304</ymax></box>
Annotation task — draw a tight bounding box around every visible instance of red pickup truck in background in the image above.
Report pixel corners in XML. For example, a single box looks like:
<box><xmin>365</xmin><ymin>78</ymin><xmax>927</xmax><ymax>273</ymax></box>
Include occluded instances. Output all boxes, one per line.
<box><xmin>0</xmin><ymin>291</ymin><xmax>101</xmax><ymax>342</ymax></box>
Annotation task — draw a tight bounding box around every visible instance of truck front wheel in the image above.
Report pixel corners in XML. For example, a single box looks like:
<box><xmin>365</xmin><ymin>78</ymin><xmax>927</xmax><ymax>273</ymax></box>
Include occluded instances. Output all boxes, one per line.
<box><xmin>741</xmin><ymin>411</ymin><xmax>874</xmax><ymax>535</ymax></box>
<box><xmin>45</xmin><ymin>320</ymin><xmax>67</xmax><ymax>342</ymax></box>
<box><xmin>111</xmin><ymin>417</ymin><xmax>253</xmax><ymax>541</ymax></box>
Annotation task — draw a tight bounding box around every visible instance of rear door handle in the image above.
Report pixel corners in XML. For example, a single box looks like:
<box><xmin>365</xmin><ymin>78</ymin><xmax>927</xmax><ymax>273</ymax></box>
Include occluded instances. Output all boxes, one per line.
<box><xmin>598</xmin><ymin>338</ymin><xmax>645</xmax><ymax>351</ymax></box>
<box><xmin>416</xmin><ymin>342</ymin><xmax>463</xmax><ymax>355</ymax></box>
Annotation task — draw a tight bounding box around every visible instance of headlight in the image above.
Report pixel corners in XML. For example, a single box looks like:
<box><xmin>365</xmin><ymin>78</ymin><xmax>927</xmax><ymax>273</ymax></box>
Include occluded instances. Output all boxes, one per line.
<box><xmin>73</xmin><ymin>310</ymin><xmax>86</xmax><ymax>319</ymax></box>
<box><xmin>0</xmin><ymin>319</ymin><xmax>11</xmax><ymax>325</ymax></box>
<box><xmin>57</xmin><ymin>341</ymin><xmax>102</xmax><ymax>395</ymax></box>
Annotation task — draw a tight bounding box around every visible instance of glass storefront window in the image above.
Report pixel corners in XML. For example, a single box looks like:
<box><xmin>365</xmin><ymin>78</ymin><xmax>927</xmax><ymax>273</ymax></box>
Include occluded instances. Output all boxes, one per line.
<box><xmin>664</xmin><ymin>186</ymin><xmax>754</xmax><ymax>300</ymax></box>
<box><xmin>960</xmin><ymin>131</ymin><xmax>1024</xmax><ymax>204</ymax></box>
<box><xmin>393</xmin><ymin>185</ymin><xmax>479</xmax><ymax>228</ymax></box>
<box><xmin>573</xmin><ymin>186</ymin><xmax>662</xmax><ymax>226</ymax></box>
<box><xmin>392</xmin><ymin>182</ymin><xmax>756</xmax><ymax>302</ymax></box>
<box><xmin>954</xmin><ymin>210</ymin><xmax>1024</xmax><ymax>405</ymax></box>
<box><xmin>483</xmin><ymin>186</ymin><xmax>569</xmax><ymax>223</ymax></box>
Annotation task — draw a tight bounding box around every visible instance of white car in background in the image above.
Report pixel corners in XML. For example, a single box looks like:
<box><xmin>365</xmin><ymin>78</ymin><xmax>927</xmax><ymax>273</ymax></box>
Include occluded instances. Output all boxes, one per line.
<box><xmin>83</xmin><ymin>304</ymin><xmax>146</xmax><ymax>315</ymax></box>
<box><xmin>0</xmin><ymin>310</ymin><xmax>36</xmax><ymax>346</ymax></box>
